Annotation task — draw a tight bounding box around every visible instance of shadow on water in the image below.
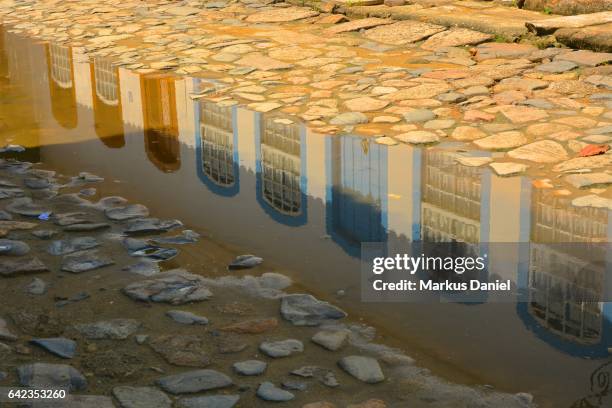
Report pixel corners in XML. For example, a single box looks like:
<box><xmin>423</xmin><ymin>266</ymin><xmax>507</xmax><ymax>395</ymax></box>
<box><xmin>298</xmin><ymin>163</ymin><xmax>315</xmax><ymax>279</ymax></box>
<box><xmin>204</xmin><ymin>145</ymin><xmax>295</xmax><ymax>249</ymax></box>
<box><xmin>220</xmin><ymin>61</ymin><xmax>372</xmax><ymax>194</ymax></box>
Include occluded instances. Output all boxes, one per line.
<box><xmin>2</xmin><ymin>26</ymin><xmax>612</xmax><ymax>407</ymax></box>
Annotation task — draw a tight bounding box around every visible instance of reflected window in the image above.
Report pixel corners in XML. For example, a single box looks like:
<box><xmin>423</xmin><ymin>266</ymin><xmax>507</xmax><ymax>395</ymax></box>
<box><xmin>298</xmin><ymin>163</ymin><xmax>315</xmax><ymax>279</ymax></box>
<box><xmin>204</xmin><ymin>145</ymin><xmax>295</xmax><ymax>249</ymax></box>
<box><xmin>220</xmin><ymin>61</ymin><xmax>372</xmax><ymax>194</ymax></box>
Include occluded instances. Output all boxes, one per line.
<box><xmin>91</xmin><ymin>58</ymin><xmax>124</xmax><ymax>148</ymax></box>
<box><xmin>260</xmin><ymin>118</ymin><xmax>301</xmax><ymax>215</ymax></box>
<box><xmin>200</xmin><ymin>102</ymin><xmax>235</xmax><ymax>186</ymax></box>
<box><xmin>421</xmin><ymin>150</ymin><xmax>481</xmax><ymax>244</ymax></box>
<box><xmin>142</xmin><ymin>75</ymin><xmax>180</xmax><ymax>172</ymax></box>
<box><xmin>45</xmin><ymin>43</ymin><xmax>77</xmax><ymax>129</ymax></box>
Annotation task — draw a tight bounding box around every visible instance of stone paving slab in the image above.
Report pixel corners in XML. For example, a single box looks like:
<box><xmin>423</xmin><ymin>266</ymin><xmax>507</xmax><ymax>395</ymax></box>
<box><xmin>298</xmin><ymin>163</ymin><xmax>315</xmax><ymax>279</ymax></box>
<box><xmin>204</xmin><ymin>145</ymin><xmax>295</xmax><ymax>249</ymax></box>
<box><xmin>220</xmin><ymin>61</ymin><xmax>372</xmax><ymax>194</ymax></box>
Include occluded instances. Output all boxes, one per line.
<box><xmin>325</xmin><ymin>17</ymin><xmax>394</xmax><ymax>34</ymax></box>
<box><xmin>523</xmin><ymin>0</ymin><xmax>612</xmax><ymax>16</ymax></box>
<box><xmin>526</xmin><ymin>11</ymin><xmax>612</xmax><ymax>35</ymax></box>
<box><xmin>554</xmin><ymin>22</ymin><xmax>612</xmax><ymax>52</ymax></box>
<box><xmin>363</xmin><ymin>20</ymin><xmax>446</xmax><ymax>44</ymax></box>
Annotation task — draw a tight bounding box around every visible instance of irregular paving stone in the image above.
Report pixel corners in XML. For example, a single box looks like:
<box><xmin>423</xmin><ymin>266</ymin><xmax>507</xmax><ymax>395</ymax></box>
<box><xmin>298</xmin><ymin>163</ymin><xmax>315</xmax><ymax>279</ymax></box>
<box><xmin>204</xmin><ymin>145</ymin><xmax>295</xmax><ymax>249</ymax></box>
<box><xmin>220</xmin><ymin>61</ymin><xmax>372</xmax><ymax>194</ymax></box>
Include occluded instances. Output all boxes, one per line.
<box><xmin>233</xmin><ymin>360</ymin><xmax>267</xmax><ymax>376</ymax></box>
<box><xmin>396</xmin><ymin>131</ymin><xmax>440</xmax><ymax>144</ymax></box>
<box><xmin>228</xmin><ymin>254</ymin><xmax>263</xmax><ymax>270</ymax></box>
<box><xmin>499</xmin><ymin>106</ymin><xmax>548</xmax><ymax>124</ymax></box>
<box><xmin>165</xmin><ymin>6</ymin><xmax>201</xmax><ymax>16</ymax></box>
<box><xmin>421</xmin><ymin>28</ymin><xmax>493</xmax><ymax>50</ymax></box>
<box><xmin>105</xmin><ymin>204</ymin><xmax>149</xmax><ymax>221</ymax></box>
<box><xmin>151</xmin><ymin>230</ymin><xmax>200</xmax><ymax>245</ymax></box>
<box><xmin>330</xmin><ymin>112</ymin><xmax>368</xmax><ymax>125</ymax></box>
<box><xmin>124</xmin><ymin>238</ymin><xmax>178</xmax><ymax>261</ymax></box>
<box><xmin>75</xmin><ymin>319</ymin><xmax>140</xmax><ymax>340</ymax></box>
<box><xmin>17</xmin><ymin>363</ymin><xmax>87</xmax><ymax>391</ymax></box>
<box><xmin>260</xmin><ymin>339</ymin><xmax>304</xmax><ymax>358</ymax></box>
<box><xmin>507</xmin><ymin>141</ymin><xmax>568</xmax><ymax>163</ymax></box>
<box><xmin>235</xmin><ymin>54</ymin><xmax>292</xmax><ymax>71</ymax></box>
<box><xmin>338</xmin><ymin>356</ymin><xmax>385</xmax><ymax>384</ymax></box>
<box><xmin>25</xmin><ymin>277</ymin><xmax>47</xmax><ymax>295</ymax></box>
<box><xmin>123</xmin><ymin>260</ymin><xmax>160</xmax><ymax>277</ymax></box>
<box><xmin>0</xmin><ymin>257</ymin><xmax>48</xmax><ymax>277</ymax></box>
<box><xmin>6</xmin><ymin>198</ymin><xmax>50</xmax><ymax>217</ymax></box>
<box><xmin>403</xmin><ymin>109</ymin><xmax>436</xmax><ymax>123</ymax></box>
<box><xmin>246</xmin><ymin>7</ymin><xmax>318</xmax><ymax>23</ymax></box>
<box><xmin>54</xmin><ymin>212</ymin><xmax>92</xmax><ymax>226</ymax></box>
<box><xmin>451</xmin><ymin>126</ymin><xmax>486</xmax><ymax>141</ymax></box>
<box><xmin>312</xmin><ymin>329</ymin><xmax>350</xmax><ymax>351</ymax></box>
<box><xmin>124</xmin><ymin>218</ymin><xmax>183</xmax><ymax>234</ymax></box>
<box><xmin>123</xmin><ymin>270</ymin><xmax>212</xmax><ymax>304</ymax></box>
<box><xmin>326</xmin><ymin>18</ymin><xmax>393</xmax><ymax>35</ymax></box>
<box><xmin>61</xmin><ymin>250</ymin><xmax>114</xmax><ymax>273</ymax></box>
<box><xmin>220</xmin><ymin>318</ymin><xmax>278</xmax><ymax>334</ymax></box>
<box><xmin>536</xmin><ymin>60</ymin><xmax>577</xmax><ymax>73</ymax></box>
<box><xmin>424</xmin><ymin>119</ymin><xmax>455</xmax><ymax>130</ymax></box>
<box><xmin>344</xmin><ymin>97</ymin><xmax>388</xmax><ymax>112</ymax></box>
<box><xmin>556</xmin><ymin>49</ymin><xmax>612</xmax><ymax>67</ymax></box>
<box><xmin>364</xmin><ymin>21</ymin><xmax>445</xmax><ymax>45</ymax></box>
<box><xmin>565</xmin><ymin>172</ymin><xmax>612</xmax><ymax>188</ymax></box>
<box><xmin>281</xmin><ymin>294</ymin><xmax>347</xmax><ymax>326</ymax></box>
<box><xmin>112</xmin><ymin>386</ymin><xmax>172</xmax><ymax>408</ymax></box>
<box><xmin>257</xmin><ymin>382</ymin><xmax>294</xmax><ymax>402</ymax></box>
<box><xmin>47</xmin><ymin>237</ymin><xmax>99</xmax><ymax>255</ymax></box>
<box><xmin>166</xmin><ymin>310</ymin><xmax>209</xmax><ymax>325</ymax></box>
<box><xmin>474</xmin><ymin>131</ymin><xmax>527</xmax><ymax>150</ymax></box>
<box><xmin>489</xmin><ymin>162</ymin><xmax>529</xmax><ymax>177</ymax></box>
<box><xmin>149</xmin><ymin>335</ymin><xmax>210</xmax><ymax>367</ymax></box>
<box><xmin>157</xmin><ymin>370</ymin><xmax>233</xmax><ymax>394</ymax></box>
<box><xmin>31</xmin><ymin>229</ymin><xmax>58</xmax><ymax>240</ymax></box>
<box><xmin>474</xmin><ymin>43</ymin><xmax>537</xmax><ymax>61</ymax></box>
<box><xmin>572</xmin><ymin>194</ymin><xmax>612</xmax><ymax>210</ymax></box>
<box><xmin>24</xmin><ymin>177</ymin><xmax>52</xmax><ymax>190</ymax></box>
<box><xmin>553</xmin><ymin>155</ymin><xmax>612</xmax><ymax>172</ymax></box>
<box><xmin>30</xmin><ymin>338</ymin><xmax>76</xmax><ymax>359</ymax></box>
<box><xmin>456</xmin><ymin>156</ymin><xmax>493</xmax><ymax>167</ymax></box>
<box><xmin>177</xmin><ymin>395</ymin><xmax>240</xmax><ymax>408</ymax></box>
<box><xmin>0</xmin><ymin>317</ymin><xmax>17</xmax><ymax>341</ymax></box>
<box><xmin>382</xmin><ymin>83</ymin><xmax>450</xmax><ymax>101</ymax></box>
<box><xmin>0</xmin><ymin>239</ymin><xmax>30</xmax><ymax>256</ymax></box>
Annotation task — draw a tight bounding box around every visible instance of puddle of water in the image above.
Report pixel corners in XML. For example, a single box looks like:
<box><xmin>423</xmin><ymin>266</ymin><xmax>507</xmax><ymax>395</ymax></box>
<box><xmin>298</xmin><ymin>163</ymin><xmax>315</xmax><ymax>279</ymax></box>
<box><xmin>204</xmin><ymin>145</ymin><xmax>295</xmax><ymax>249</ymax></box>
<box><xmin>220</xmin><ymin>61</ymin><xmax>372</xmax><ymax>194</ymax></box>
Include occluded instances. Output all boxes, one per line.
<box><xmin>1</xmin><ymin>27</ymin><xmax>611</xmax><ymax>407</ymax></box>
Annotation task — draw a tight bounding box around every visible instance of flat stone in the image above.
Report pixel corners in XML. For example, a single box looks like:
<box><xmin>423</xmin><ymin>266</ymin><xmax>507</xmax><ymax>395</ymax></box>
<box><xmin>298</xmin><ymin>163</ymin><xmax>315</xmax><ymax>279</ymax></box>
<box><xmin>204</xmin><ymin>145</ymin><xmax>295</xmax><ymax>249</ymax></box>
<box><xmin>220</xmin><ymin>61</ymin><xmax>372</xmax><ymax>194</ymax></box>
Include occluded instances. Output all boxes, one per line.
<box><xmin>177</xmin><ymin>395</ymin><xmax>240</xmax><ymax>408</ymax></box>
<box><xmin>24</xmin><ymin>177</ymin><xmax>52</xmax><ymax>190</ymax></box>
<box><xmin>312</xmin><ymin>329</ymin><xmax>349</xmax><ymax>351</ymax></box>
<box><xmin>451</xmin><ymin>126</ymin><xmax>486</xmax><ymax>141</ymax></box>
<box><xmin>456</xmin><ymin>156</ymin><xmax>493</xmax><ymax>167</ymax></box>
<box><xmin>437</xmin><ymin>92</ymin><xmax>467</xmax><ymax>103</ymax></box>
<box><xmin>536</xmin><ymin>60</ymin><xmax>577</xmax><ymax>73</ymax></box>
<box><xmin>0</xmin><ymin>317</ymin><xmax>17</xmax><ymax>341</ymax></box>
<box><xmin>25</xmin><ymin>277</ymin><xmax>47</xmax><ymax>295</ymax></box>
<box><xmin>61</xmin><ymin>250</ymin><xmax>114</xmax><ymax>273</ymax></box>
<box><xmin>489</xmin><ymin>162</ymin><xmax>529</xmax><ymax>176</ymax></box>
<box><xmin>151</xmin><ymin>230</ymin><xmax>200</xmax><ymax>245</ymax></box>
<box><xmin>75</xmin><ymin>319</ymin><xmax>140</xmax><ymax>340</ymax></box>
<box><xmin>424</xmin><ymin>119</ymin><xmax>455</xmax><ymax>130</ymax></box>
<box><xmin>233</xmin><ymin>360</ymin><xmax>267</xmax><ymax>376</ymax></box>
<box><xmin>326</xmin><ymin>18</ymin><xmax>393</xmax><ymax>35</ymax></box>
<box><xmin>166</xmin><ymin>310</ymin><xmax>209</xmax><ymax>325</ymax></box>
<box><xmin>122</xmin><ymin>270</ymin><xmax>212</xmax><ymax>304</ymax></box>
<box><xmin>421</xmin><ymin>28</ymin><xmax>493</xmax><ymax>50</ymax></box>
<box><xmin>105</xmin><ymin>204</ymin><xmax>149</xmax><ymax>221</ymax></box>
<box><xmin>375</xmin><ymin>136</ymin><xmax>398</xmax><ymax>146</ymax></box>
<box><xmin>112</xmin><ymin>386</ymin><xmax>172</xmax><ymax>408</ymax></box>
<box><xmin>0</xmin><ymin>239</ymin><xmax>30</xmax><ymax>256</ymax></box>
<box><xmin>475</xmin><ymin>43</ymin><xmax>537</xmax><ymax>61</ymax></box>
<box><xmin>396</xmin><ymin>131</ymin><xmax>440</xmax><ymax>144</ymax></box>
<box><xmin>344</xmin><ymin>97</ymin><xmax>388</xmax><ymax>112</ymax></box>
<box><xmin>474</xmin><ymin>131</ymin><xmax>527</xmax><ymax>150</ymax></box>
<box><xmin>338</xmin><ymin>356</ymin><xmax>385</xmax><ymax>384</ymax></box>
<box><xmin>557</xmin><ymin>50</ymin><xmax>612</xmax><ymax>67</ymax></box>
<box><xmin>553</xmin><ymin>155</ymin><xmax>612</xmax><ymax>172</ymax></box>
<box><xmin>30</xmin><ymin>338</ymin><xmax>76</xmax><ymax>359</ymax></box>
<box><xmin>248</xmin><ymin>102</ymin><xmax>282</xmax><ymax>113</ymax></box>
<box><xmin>364</xmin><ymin>21</ymin><xmax>445</xmax><ymax>45</ymax></box>
<box><xmin>259</xmin><ymin>339</ymin><xmax>304</xmax><ymax>358</ymax></box>
<box><xmin>0</xmin><ymin>257</ymin><xmax>48</xmax><ymax>277</ymax></box>
<box><xmin>6</xmin><ymin>198</ymin><xmax>50</xmax><ymax>217</ymax></box>
<box><xmin>507</xmin><ymin>140</ymin><xmax>568</xmax><ymax>163</ymax></box>
<box><xmin>165</xmin><ymin>6</ymin><xmax>201</xmax><ymax>16</ymax></box>
<box><xmin>150</xmin><ymin>335</ymin><xmax>210</xmax><ymax>367</ymax></box>
<box><xmin>382</xmin><ymin>83</ymin><xmax>450</xmax><ymax>101</ymax></box>
<box><xmin>257</xmin><ymin>382</ymin><xmax>294</xmax><ymax>402</ymax></box>
<box><xmin>235</xmin><ymin>53</ymin><xmax>292</xmax><ymax>71</ymax></box>
<box><xmin>565</xmin><ymin>172</ymin><xmax>612</xmax><ymax>188</ymax></box>
<box><xmin>330</xmin><ymin>112</ymin><xmax>368</xmax><ymax>125</ymax></box>
<box><xmin>500</xmin><ymin>106</ymin><xmax>548</xmax><ymax>124</ymax></box>
<box><xmin>124</xmin><ymin>218</ymin><xmax>183</xmax><ymax>234</ymax></box>
<box><xmin>280</xmin><ymin>294</ymin><xmax>347</xmax><ymax>326</ymax></box>
<box><xmin>526</xmin><ymin>11</ymin><xmax>612</xmax><ymax>35</ymax></box>
<box><xmin>47</xmin><ymin>237</ymin><xmax>99</xmax><ymax>256</ymax></box>
<box><xmin>246</xmin><ymin>8</ymin><xmax>318</xmax><ymax>23</ymax></box>
<box><xmin>157</xmin><ymin>370</ymin><xmax>233</xmax><ymax>394</ymax></box>
<box><xmin>17</xmin><ymin>363</ymin><xmax>87</xmax><ymax>391</ymax></box>
<box><xmin>403</xmin><ymin>109</ymin><xmax>436</xmax><ymax>123</ymax></box>
<box><xmin>228</xmin><ymin>254</ymin><xmax>263</xmax><ymax>269</ymax></box>
<box><xmin>572</xmin><ymin>194</ymin><xmax>612</xmax><ymax>210</ymax></box>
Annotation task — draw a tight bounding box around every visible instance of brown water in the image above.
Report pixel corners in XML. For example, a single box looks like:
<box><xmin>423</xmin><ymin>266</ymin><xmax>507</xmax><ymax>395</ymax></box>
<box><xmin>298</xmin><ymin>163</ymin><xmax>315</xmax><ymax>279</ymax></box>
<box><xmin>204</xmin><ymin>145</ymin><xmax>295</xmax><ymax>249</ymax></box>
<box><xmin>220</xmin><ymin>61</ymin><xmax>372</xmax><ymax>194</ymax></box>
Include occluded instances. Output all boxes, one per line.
<box><xmin>1</xmin><ymin>27</ymin><xmax>611</xmax><ymax>407</ymax></box>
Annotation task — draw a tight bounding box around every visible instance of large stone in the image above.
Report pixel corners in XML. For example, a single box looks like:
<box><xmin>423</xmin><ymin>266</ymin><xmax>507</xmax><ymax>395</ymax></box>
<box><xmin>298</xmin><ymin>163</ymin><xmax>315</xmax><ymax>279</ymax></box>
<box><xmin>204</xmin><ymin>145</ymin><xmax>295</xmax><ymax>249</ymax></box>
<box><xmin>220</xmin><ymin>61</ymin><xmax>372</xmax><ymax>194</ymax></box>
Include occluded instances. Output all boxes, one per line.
<box><xmin>330</xmin><ymin>112</ymin><xmax>368</xmax><ymax>126</ymax></box>
<box><xmin>475</xmin><ymin>43</ymin><xmax>537</xmax><ymax>61</ymax></box>
<box><xmin>474</xmin><ymin>131</ymin><xmax>527</xmax><ymax>150</ymax></box>
<box><xmin>0</xmin><ymin>239</ymin><xmax>30</xmax><ymax>256</ymax></box>
<box><xmin>421</xmin><ymin>28</ymin><xmax>493</xmax><ymax>50</ymax></box>
<box><xmin>507</xmin><ymin>141</ymin><xmax>568</xmax><ymax>163</ymax></box>
<box><xmin>17</xmin><ymin>363</ymin><xmax>87</xmax><ymax>391</ymax></box>
<box><xmin>112</xmin><ymin>386</ymin><xmax>172</xmax><ymax>408</ymax></box>
<box><xmin>565</xmin><ymin>172</ymin><xmax>612</xmax><ymax>188</ymax></box>
<box><xmin>124</xmin><ymin>218</ymin><xmax>182</xmax><ymax>234</ymax></box>
<box><xmin>280</xmin><ymin>294</ymin><xmax>347</xmax><ymax>326</ymax></box>
<box><xmin>246</xmin><ymin>8</ymin><xmax>318</xmax><ymax>23</ymax></box>
<box><xmin>489</xmin><ymin>162</ymin><xmax>529</xmax><ymax>176</ymax></box>
<box><xmin>338</xmin><ymin>356</ymin><xmax>385</xmax><ymax>384</ymax></box>
<box><xmin>312</xmin><ymin>329</ymin><xmax>349</xmax><ymax>351</ymax></box>
<box><xmin>451</xmin><ymin>126</ymin><xmax>486</xmax><ymax>141</ymax></box>
<box><xmin>536</xmin><ymin>60</ymin><xmax>577</xmax><ymax>73</ymax></box>
<box><xmin>344</xmin><ymin>97</ymin><xmax>389</xmax><ymax>112</ymax></box>
<box><xmin>526</xmin><ymin>11</ymin><xmax>612</xmax><ymax>35</ymax></box>
<box><xmin>157</xmin><ymin>370</ymin><xmax>233</xmax><ymax>394</ymax></box>
<box><xmin>572</xmin><ymin>194</ymin><xmax>612</xmax><ymax>210</ymax></box>
<box><xmin>556</xmin><ymin>49</ymin><xmax>612</xmax><ymax>67</ymax></box>
<box><xmin>553</xmin><ymin>154</ymin><xmax>612</xmax><ymax>172</ymax></box>
<box><xmin>123</xmin><ymin>270</ymin><xmax>212</xmax><ymax>304</ymax></box>
<box><xmin>499</xmin><ymin>106</ymin><xmax>548</xmax><ymax>124</ymax></box>
<box><xmin>6</xmin><ymin>198</ymin><xmax>50</xmax><ymax>217</ymax></box>
<box><xmin>364</xmin><ymin>21</ymin><xmax>445</xmax><ymax>45</ymax></box>
<box><xmin>381</xmin><ymin>83</ymin><xmax>450</xmax><ymax>101</ymax></box>
<box><xmin>30</xmin><ymin>338</ymin><xmax>76</xmax><ymax>359</ymax></box>
<box><xmin>233</xmin><ymin>360</ymin><xmax>267</xmax><ymax>376</ymax></box>
<box><xmin>396</xmin><ymin>131</ymin><xmax>440</xmax><ymax>144</ymax></box>
<box><xmin>47</xmin><ymin>237</ymin><xmax>99</xmax><ymax>256</ymax></box>
<box><xmin>235</xmin><ymin>53</ymin><xmax>292</xmax><ymax>71</ymax></box>
<box><xmin>61</xmin><ymin>250</ymin><xmax>114</xmax><ymax>273</ymax></box>
<box><xmin>259</xmin><ymin>339</ymin><xmax>304</xmax><ymax>358</ymax></box>
<box><xmin>326</xmin><ymin>18</ymin><xmax>393</xmax><ymax>35</ymax></box>
<box><xmin>403</xmin><ymin>109</ymin><xmax>436</xmax><ymax>123</ymax></box>
<box><xmin>177</xmin><ymin>395</ymin><xmax>240</xmax><ymax>408</ymax></box>
<box><xmin>74</xmin><ymin>319</ymin><xmax>140</xmax><ymax>340</ymax></box>
<box><xmin>105</xmin><ymin>204</ymin><xmax>149</xmax><ymax>221</ymax></box>
<box><xmin>257</xmin><ymin>382</ymin><xmax>294</xmax><ymax>402</ymax></box>
<box><xmin>0</xmin><ymin>257</ymin><xmax>48</xmax><ymax>277</ymax></box>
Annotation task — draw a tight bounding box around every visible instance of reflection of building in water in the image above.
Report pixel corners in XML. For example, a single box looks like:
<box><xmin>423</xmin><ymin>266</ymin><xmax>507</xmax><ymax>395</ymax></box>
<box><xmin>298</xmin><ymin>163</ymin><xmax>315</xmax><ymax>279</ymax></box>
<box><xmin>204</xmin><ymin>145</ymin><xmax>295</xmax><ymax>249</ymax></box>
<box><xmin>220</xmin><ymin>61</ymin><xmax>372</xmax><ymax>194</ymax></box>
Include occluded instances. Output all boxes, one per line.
<box><xmin>45</xmin><ymin>43</ymin><xmax>77</xmax><ymax>129</ymax></box>
<box><xmin>200</xmin><ymin>101</ymin><xmax>235</xmax><ymax>186</ymax></box>
<box><xmin>0</xmin><ymin>27</ymin><xmax>7</xmax><ymax>80</ymax></box>
<box><xmin>327</xmin><ymin>136</ymin><xmax>387</xmax><ymax>255</ymax></box>
<box><xmin>261</xmin><ymin>117</ymin><xmax>302</xmax><ymax>215</ymax></box>
<box><xmin>519</xmin><ymin>189</ymin><xmax>612</xmax><ymax>357</ymax></box>
<box><xmin>141</xmin><ymin>74</ymin><xmax>180</xmax><ymax>172</ymax></box>
<box><xmin>421</xmin><ymin>150</ymin><xmax>484</xmax><ymax>244</ymax></box>
<box><xmin>90</xmin><ymin>58</ymin><xmax>124</xmax><ymax>148</ymax></box>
